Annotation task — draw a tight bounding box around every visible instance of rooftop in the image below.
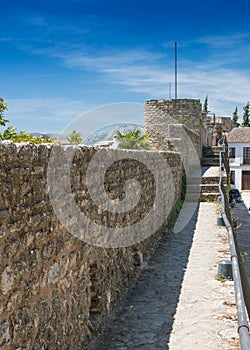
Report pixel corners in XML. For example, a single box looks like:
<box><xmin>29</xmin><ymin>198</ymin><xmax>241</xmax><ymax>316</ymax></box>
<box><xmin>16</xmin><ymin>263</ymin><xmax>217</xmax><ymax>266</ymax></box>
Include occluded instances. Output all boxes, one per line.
<box><xmin>227</xmin><ymin>127</ymin><xmax>250</xmax><ymax>143</ymax></box>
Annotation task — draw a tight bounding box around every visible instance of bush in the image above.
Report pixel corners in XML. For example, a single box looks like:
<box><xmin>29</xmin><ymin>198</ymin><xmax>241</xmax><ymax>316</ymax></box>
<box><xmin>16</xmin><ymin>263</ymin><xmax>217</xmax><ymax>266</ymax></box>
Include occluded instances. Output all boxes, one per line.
<box><xmin>0</xmin><ymin>126</ymin><xmax>54</xmax><ymax>144</ymax></box>
<box><xmin>0</xmin><ymin>97</ymin><xmax>54</xmax><ymax>144</ymax></box>
<box><xmin>116</xmin><ymin>128</ymin><xmax>152</xmax><ymax>150</ymax></box>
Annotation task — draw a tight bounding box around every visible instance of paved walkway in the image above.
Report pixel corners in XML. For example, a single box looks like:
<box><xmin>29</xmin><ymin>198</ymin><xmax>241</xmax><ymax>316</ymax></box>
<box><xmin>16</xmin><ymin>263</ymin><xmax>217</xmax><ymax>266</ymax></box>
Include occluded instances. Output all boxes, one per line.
<box><xmin>87</xmin><ymin>202</ymin><xmax>239</xmax><ymax>350</ymax></box>
<box><xmin>168</xmin><ymin>203</ymin><xmax>238</xmax><ymax>350</ymax></box>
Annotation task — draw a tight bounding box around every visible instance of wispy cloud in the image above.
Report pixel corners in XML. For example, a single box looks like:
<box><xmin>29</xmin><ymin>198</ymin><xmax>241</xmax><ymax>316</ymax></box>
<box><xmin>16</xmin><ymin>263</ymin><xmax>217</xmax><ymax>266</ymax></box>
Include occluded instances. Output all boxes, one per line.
<box><xmin>6</xmin><ymin>24</ymin><xmax>250</xmax><ymax>121</ymax></box>
<box><xmin>196</xmin><ymin>32</ymin><xmax>250</xmax><ymax>48</ymax></box>
<box><xmin>49</xmin><ymin>40</ymin><xmax>250</xmax><ymax>113</ymax></box>
<box><xmin>6</xmin><ymin>74</ymin><xmax>61</xmax><ymax>81</ymax></box>
<box><xmin>193</xmin><ymin>32</ymin><xmax>250</xmax><ymax>67</ymax></box>
<box><xmin>5</xmin><ymin>98</ymin><xmax>92</xmax><ymax>133</ymax></box>
<box><xmin>38</xmin><ymin>44</ymin><xmax>163</xmax><ymax>69</ymax></box>
<box><xmin>25</xmin><ymin>37</ymin><xmax>250</xmax><ymax>118</ymax></box>
<box><xmin>26</xmin><ymin>16</ymin><xmax>47</xmax><ymax>26</ymax></box>
<box><xmin>179</xmin><ymin>66</ymin><xmax>250</xmax><ymax>114</ymax></box>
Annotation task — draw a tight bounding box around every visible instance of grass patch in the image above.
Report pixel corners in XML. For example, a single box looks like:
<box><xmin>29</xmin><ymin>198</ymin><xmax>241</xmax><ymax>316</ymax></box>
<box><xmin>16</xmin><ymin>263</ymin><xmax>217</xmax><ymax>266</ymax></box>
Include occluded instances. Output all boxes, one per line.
<box><xmin>167</xmin><ymin>198</ymin><xmax>184</xmax><ymax>229</ymax></box>
<box><xmin>166</xmin><ymin>170</ymin><xmax>186</xmax><ymax>229</ymax></box>
<box><xmin>215</xmin><ymin>271</ymin><xmax>226</xmax><ymax>283</ymax></box>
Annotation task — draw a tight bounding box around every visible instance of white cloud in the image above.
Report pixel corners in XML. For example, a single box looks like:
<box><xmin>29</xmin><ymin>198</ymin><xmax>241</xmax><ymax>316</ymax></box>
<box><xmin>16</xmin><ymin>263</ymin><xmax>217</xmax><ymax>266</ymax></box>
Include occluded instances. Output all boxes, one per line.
<box><xmin>44</xmin><ymin>39</ymin><xmax>250</xmax><ymax>104</ymax></box>
<box><xmin>5</xmin><ymin>98</ymin><xmax>92</xmax><ymax>133</ymax></box>
<box><xmin>11</xmin><ymin>30</ymin><xmax>250</xmax><ymax>121</ymax></box>
<box><xmin>196</xmin><ymin>32</ymin><xmax>250</xmax><ymax>48</ymax></box>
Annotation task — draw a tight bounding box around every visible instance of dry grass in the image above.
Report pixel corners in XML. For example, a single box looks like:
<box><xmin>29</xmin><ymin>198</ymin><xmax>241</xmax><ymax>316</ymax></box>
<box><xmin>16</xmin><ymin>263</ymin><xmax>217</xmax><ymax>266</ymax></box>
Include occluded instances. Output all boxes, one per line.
<box><xmin>223</xmin><ymin>300</ymin><xmax>236</xmax><ymax>308</ymax></box>
<box><xmin>218</xmin><ymin>247</ymin><xmax>230</xmax><ymax>253</ymax></box>
<box><xmin>216</xmin><ymin>313</ymin><xmax>237</xmax><ymax>321</ymax></box>
<box><xmin>227</xmin><ymin>338</ymin><xmax>240</xmax><ymax>349</ymax></box>
<box><xmin>220</xmin><ymin>235</ymin><xmax>229</xmax><ymax>244</ymax></box>
<box><xmin>216</xmin><ymin>202</ymin><xmax>222</xmax><ymax>215</ymax></box>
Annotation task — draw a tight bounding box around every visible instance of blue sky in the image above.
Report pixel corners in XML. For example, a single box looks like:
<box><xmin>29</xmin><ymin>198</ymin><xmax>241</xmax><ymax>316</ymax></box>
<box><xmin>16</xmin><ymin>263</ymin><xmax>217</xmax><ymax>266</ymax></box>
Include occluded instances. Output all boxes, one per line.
<box><xmin>1</xmin><ymin>0</ymin><xmax>250</xmax><ymax>133</ymax></box>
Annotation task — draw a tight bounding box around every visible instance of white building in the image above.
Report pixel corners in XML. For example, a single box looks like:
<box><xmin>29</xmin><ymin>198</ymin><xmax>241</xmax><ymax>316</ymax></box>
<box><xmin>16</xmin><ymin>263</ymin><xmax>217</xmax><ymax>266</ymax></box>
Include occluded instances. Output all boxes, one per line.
<box><xmin>227</xmin><ymin>127</ymin><xmax>250</xmax><ymax>191</ymax></box>
<box><xmin>94</xmin><ymin>135</ymin><xmax>119</xmax><ymax>149</ymax></box>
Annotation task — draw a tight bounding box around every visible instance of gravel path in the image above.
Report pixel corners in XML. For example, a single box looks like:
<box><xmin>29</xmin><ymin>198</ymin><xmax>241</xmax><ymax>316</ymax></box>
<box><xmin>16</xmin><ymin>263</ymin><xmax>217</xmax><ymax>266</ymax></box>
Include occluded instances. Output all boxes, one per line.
<box><xmin>87</xmin><ymin>203</ymin><xmax>239</xmax><ymax>350</ymax></box>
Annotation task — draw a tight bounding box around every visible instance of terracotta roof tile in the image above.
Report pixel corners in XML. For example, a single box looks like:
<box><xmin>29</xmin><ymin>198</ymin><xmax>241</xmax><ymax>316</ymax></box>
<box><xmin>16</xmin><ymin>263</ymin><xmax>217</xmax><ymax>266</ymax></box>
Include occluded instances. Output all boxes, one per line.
<box><xmin>227</xmin><ymin>127</ymin><xmax>250</xmax><ymax>143</ymax></box>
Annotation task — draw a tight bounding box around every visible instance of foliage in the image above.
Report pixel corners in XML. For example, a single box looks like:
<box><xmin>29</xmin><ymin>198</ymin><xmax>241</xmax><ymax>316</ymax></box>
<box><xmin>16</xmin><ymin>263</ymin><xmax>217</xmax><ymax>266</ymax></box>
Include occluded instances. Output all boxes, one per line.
<box><xmin>215</xmin><ymin>271</ymin><xmax>226</xmax><ymax>283</ymax></box>
<box><xmin>0</xmin><ymin>97</ymin><xmax>9</xmax><ymax>126</ymax></box>
<box><xmin>166</xmin><ymin>171</ymin><xmax>186</xmax><ymax>229</ymax></box>
<box><xmin>203</xmin><ymin>95</ymin><xmax>209</xmax><ymax>113</ymax></box>
<box><xmin>0</xmin><ymin>97</ymin><xmax>54</xmax><ymax>143</ymax></box>
<box><xmin>242</xmin><ymin>102</ymin><xmax>250</xmax><ymax>127</ymax></box>
<box><xmin>0</xmin><ymin>126</ymin><xmax>54</xmax><ymax>143</ymax></box>
<box><xmin>232</xmin><ymin>106</ymin><xmax>239</xmax><ymax>125</ymax></box>
<box><xmin>67</xmin><ymin>130</ymin><xmax>83</xmax><ymax>144</ymax></box>
<box><xmin>166</xmin><ymin>198</ymin><xmax>184</xmax><ymax>229</ymax></box>
<box><xmin>116</xmin><ymin>128</ymin><xmax>151</xmax><ymax>150</ymax></box>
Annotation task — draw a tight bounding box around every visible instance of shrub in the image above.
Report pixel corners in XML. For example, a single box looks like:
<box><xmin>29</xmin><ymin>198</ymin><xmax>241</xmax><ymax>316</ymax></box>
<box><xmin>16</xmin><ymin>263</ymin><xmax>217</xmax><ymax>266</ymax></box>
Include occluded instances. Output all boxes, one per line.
<box><xmin>0</xmin><ymin>97</ymin><xmax>54</xmax><ymax>144</ymax></box>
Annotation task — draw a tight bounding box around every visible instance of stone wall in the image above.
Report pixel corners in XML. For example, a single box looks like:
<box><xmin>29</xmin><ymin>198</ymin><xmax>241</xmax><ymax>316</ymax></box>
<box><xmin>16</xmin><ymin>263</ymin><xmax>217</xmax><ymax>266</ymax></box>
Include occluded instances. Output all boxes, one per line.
<box><xmin>144</xmin><ymin>99</ymin><xmax>202</xmax><ymax>136</ymax></box>
<box><xmin>144</xmin><ymin>99</ymin><xmax>202</xmax><ymax>171</ymax></box>
<box><xmin>0</xmin><ymin>142</ymin><xmax>182</xmax><ymax>349</ymax></box>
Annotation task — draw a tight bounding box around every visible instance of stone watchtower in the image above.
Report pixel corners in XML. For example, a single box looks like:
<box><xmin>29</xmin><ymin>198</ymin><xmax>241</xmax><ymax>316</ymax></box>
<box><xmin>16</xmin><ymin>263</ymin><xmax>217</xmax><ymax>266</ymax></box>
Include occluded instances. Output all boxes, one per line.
<box><xmin>144</xmin><ymin>99</ymin><xmax>203</xmax><ymax>168</ymax></box>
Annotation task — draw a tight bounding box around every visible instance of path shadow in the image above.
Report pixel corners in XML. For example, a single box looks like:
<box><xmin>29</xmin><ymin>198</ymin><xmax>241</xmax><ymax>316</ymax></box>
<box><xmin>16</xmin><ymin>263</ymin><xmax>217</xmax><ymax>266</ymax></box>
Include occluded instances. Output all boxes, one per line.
<box><xmin>87</xmin><ymin>205</ymin><xmax>199</xmax><ymax>350</ymax></box>
<box><xmin>231</xmin><ymin>200</ymin><xmax>250</xmax><ymax>283</ymax></box>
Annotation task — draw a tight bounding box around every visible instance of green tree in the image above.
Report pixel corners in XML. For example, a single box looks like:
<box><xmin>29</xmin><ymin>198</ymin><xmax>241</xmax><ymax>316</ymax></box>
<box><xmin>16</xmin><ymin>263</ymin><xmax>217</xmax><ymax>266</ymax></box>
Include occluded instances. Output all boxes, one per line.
<box><xmin>203</xmin><ymin>95</ymin><xmax>209</xmax><ymax>113</ymax></box>
<box><xmin>0</xmin><ymin>126</ymin><xmax>54</xmax><ymax>143</ymax></box>
<box><xmin>116</xmin><ymin>128</ymin><xmax>151</xmax><ymax>150</ymax></box>
<box><xmin>232</xmin><ymin>106</ymin><xmax>239</xmax><ymax>126</ymax></box>
<box><xmin>67</xmin><ymin>130</ymin><xmax>82</xmax><ymax>144</ymax></box>
<box><xmin>0</xmin><ymin>97</ymin><xmax>54</xmax><ymax>143</ymax></box>
<box><xmin>242</xmin><ymin>102</ymin><xmax>250</xmax><ymax>127</ymax></box>
<box><xmin>0</xmin><ymin>97</ymin><xmax>9</xmax><ymax>126</ymax></box>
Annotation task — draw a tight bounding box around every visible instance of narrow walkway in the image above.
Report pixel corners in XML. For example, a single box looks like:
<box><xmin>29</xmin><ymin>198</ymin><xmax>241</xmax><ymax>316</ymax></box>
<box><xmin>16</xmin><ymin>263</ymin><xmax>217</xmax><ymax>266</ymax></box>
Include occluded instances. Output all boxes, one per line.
<box><xmin>87</xmin><ymin>202</ymin><xmax>239</xmax><ymax>350</ymax></box>
<box><xmin>168</xmin><ymin>203</ymin><xmax>238</xmax><ymax>349</ymax></box>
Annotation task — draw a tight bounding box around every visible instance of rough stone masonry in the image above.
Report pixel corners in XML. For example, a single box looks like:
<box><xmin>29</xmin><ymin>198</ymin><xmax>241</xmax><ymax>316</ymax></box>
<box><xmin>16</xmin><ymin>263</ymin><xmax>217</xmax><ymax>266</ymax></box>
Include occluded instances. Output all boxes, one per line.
<box><xmin>0</xmin><ymin>141</ymin><xmax>182</xmax><ymax>349</ymax></box>
<box><xmin>144</xmin><ymin>99</ymin><xmax>203</xmax><ymax>158</ymax></box>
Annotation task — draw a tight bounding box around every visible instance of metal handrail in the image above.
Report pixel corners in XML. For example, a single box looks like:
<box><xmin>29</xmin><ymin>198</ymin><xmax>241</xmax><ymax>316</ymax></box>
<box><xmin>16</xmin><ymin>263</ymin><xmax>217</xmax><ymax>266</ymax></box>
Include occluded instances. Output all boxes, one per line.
<box><xmin>219</xmin><ymin>137</ymin><xmax>250</xmax><ymax>350</ymax></box>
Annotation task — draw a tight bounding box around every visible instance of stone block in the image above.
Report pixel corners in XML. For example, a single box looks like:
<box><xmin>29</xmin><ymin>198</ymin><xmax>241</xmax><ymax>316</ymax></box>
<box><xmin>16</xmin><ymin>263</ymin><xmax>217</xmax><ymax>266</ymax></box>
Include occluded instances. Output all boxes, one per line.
<box><xmin>0</xmin><ymin>141</ymin><xmax>182</xmax><ymax>349</ymax></box>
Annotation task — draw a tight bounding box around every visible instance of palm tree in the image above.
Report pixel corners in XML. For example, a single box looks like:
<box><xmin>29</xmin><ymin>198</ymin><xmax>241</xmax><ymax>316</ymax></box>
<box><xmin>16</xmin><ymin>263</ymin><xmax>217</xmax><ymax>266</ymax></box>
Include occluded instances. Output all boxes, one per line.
<box><xmin>116</xmin><ymin>128</ymin><xmax>151</xmax><ymax>150</ymax></box>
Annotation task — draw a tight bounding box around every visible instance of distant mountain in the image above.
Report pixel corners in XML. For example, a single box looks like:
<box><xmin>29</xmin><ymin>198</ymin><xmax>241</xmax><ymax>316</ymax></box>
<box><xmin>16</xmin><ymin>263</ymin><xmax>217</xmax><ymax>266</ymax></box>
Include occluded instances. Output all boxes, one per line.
<box><xmin>30</xmin><ymin>132</ymin><xmax>43</xmax><ymax>137</ymax></box>
<box><xmin>30</xmin><ymin>123</ymin><xmax>144</xmax><ymax>145</ymax></box>
<box><xmin>30</xmin><ymin>132</ymin><xmax>64</xmax><ymax>140</ymax></box>
<box><xmin>83</xmin><ymin>123</ymin><xmax>144</xmax><ymax>145</ymax></box>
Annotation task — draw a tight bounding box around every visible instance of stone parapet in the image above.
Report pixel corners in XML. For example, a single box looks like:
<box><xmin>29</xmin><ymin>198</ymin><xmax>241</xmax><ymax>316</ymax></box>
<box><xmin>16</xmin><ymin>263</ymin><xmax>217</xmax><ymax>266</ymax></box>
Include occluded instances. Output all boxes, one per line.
<box><xmin>0</xmin><ymin>142</ymin><xmax>182</xmax><ymax>349</ymax></box>
<box><xmin>144</xmin><ymin>99</ymin><xmax>202</xmax><ymax>169</ymax></box>
<box><xmin>144</xmin><ymin>98</ymin><xmax>202</xmax><ymax>136</ymax></box>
